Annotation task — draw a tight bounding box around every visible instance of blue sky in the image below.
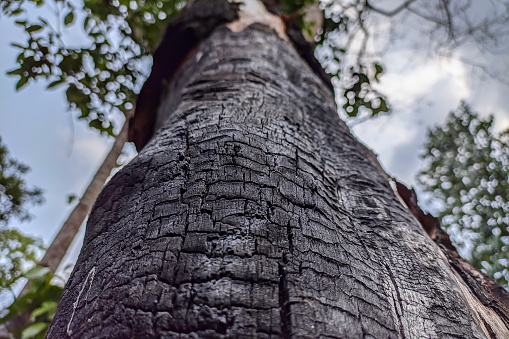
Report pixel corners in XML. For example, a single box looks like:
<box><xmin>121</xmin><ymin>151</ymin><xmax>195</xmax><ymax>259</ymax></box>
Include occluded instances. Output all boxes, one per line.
<box><xmin>0</xmin><ymin>16</ymin><xmax>116</xmax><ymax>277</ymax></box>
<box><xmin>1</xmin><ymin>1</ymin><xmax>508</xmax><ymax>283</ymax></box>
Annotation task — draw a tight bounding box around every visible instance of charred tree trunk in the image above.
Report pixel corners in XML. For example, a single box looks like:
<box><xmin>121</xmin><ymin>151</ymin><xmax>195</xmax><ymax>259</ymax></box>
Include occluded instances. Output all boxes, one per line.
<box><xmin>48</xmin><ymin>3</ymin><xmax>508</xmax><ymax>338</ymax></box>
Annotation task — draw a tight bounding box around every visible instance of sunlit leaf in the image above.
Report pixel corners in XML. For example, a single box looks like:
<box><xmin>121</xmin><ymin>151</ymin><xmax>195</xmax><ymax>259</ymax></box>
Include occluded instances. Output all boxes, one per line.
<box><xmin>21</xmin><ymin>322</ymin><xmax>47</xmax><ymax>339</ymax></box>
<box><xmin>24</xmin><ymin>266</ymin><xmax>50</xmax><ymax>280</ymax></box>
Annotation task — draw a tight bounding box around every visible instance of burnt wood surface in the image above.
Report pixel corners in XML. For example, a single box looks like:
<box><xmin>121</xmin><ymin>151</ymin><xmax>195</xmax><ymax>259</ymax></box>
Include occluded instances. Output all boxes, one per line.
<box><xmin>48</xmin><ymin>24</ymin><xmax>503</xmax><ymax>338</ymax></box>
<box><xmin>129</xmin><ymin>0</ymin><xmax>240</xmax><ymax>151</ymax></box>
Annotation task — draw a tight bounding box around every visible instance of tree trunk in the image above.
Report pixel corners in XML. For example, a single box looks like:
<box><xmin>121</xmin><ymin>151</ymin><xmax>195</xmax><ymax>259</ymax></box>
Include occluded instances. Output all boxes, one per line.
<box><xmin>47</xmin><ymin>8</ymin><xmax>509</xmax><ymax>338</ymax></box>
<box><xmin>39</xmin><ymin>117</ymin><xmax>130</xmax><ymax>275</ymax></box>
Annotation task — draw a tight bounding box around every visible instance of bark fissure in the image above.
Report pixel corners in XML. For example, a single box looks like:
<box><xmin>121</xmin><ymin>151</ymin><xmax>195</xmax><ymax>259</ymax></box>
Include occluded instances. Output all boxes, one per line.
<box><xmin>172</xmin><ymin>125</ymin><xmax>191</xmax><ymax>286</ymax></box>
<box><xmin>384</xmin><ymin>263</ymin><xmax>407</xmax><ymax>339</ymax></box>
<box><xmin>278</xmin><ymin>262</ymin><xmax>292</xmax><ymax>339</ymax></box>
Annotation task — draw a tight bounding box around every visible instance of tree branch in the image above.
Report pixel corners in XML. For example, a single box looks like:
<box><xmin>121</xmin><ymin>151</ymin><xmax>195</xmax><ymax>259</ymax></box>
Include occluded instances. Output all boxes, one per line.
<box><xmin>440</xmin><ymin>0</ymin><xmax>455</xmax><ymax>40</ymax></box>
<box><xmin>365</xmin><ymin>0</ymin><xmax>418</xmax><ymax>17</ymax></box>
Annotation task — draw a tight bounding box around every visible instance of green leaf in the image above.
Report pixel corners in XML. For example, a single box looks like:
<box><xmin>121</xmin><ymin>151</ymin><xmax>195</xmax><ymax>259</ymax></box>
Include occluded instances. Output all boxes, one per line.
<box><xmin>10</xmin><ymin>42</ymin><xmax>25</xmax><ymax>49</ymax></box>
<box><xmin>21</xmin><ymin>322</ymin><xmax>47</xmax><ymax>339</ymax></box>
<box><xmin>67</xmin><ymin>194</ymin><xmax>77</xmax><ymax>204</ymax></box>
<box><xmin>374</xmin><ymin>63</ymin><xmax>383</xmax><ymax>82</ymax></box>
<box><xmin>24</xmin><ymin>266</ymin><xmax>50</xmax><ymax>279</ymax></box>
<box><xmin>26</xmin><ymin>25</ymin><xmax>43</xmax><ymax>33</ymax></box>
<box><xmin>11</xmin><ymin>8</ymin><xmax>24</xmax><ymax>16</ymax></box>
<box><xmin>378</xmin><ymin>98</ymin><xmax>388</xmax><ymax>113</ymax></box>
<box><xmin>65</xmin><ymin>84</ymin><xmax>78</xmax><ymax>101</ymax></box>
<box><xmin>17</xmin><ymin>52</ymin><xmax>25</xmax><ymax>62</ymax></box>
<box><xmin>47</xmin><ymin>78</ymin><xmax>65</xmax><ymax>89</ymax></box>
<box><xmin>88</xmin><ymin>118</ymin><xmax>103</xmax><ymax>130</ymax></box>
<box><xmin>15</xmin><ymin>20</ymin><xmax>27</xmax><ymax>26</ymax></box>
<box><xmin>30</xmin><ymin>301</ymin><xmax>58</xmax><ymax>320</ymax></box>
<box><xmin>16</xmin><ymin>77</ymin><xmax>29</xmax><ymax>90</ymax></box>
<box><xmin>64</xmin><ymin>11</ymin><xmax>74</xmax><ymax>26</ymax></box>
<box><xmin>7</xmin><ymin>68</ymin><xmax>23</xmax><ymax>76</ymax></box>
<box><xmin>84</xmin><ymin>16</ymin><xmax>90</xmax><ymax>31</ymax></box>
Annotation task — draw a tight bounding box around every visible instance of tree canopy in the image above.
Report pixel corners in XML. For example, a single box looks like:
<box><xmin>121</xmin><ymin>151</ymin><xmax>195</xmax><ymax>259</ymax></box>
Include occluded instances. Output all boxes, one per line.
<box><xmin>0</xmin><ymin>137</ymin><xmax>44</xmax><ymax>325</ymax></box>
<box><xmin>3</xmin><ymin>0</ymin><xmax>507</xmax><ymax>135</ymax></box>
<box><xmin>0</xmin><ymin>137</ymin><xmax>43</xmax><ymax>227</ymax></box>
<box><xmin>419</xmin><ymin>102</ymin><xmax>509</xmax><ymax>287</ymax></box>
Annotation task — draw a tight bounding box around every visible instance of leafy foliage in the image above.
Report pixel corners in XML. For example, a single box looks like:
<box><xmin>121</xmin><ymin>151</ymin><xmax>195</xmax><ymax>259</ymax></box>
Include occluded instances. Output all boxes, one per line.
<box><xmin>313</xmin><ymin>4</ymin><xmax>389</xmax><ymax>118</ymax></box>
<box><xmin>0</xmin><ymin>137</ymin><xmax>43</xmax><ymax>227</ymax></box>
<box><xmin>419</xmin><ymin>102</ymin><xmax>509</xmax><ymax>287</ymax></box>
<box><xmin>0</xmin><ymin>266</ymin><xmax>64</xmax><ymax>339</ymax></box>
<box><xmin>268</xmin><ymin>0</ymin><xmax>390</xmax><ymax>118</ymax></box>
<box><xmin>3</xmin><ymin>0</ymin><xmax>390</xmax><ymax>131</ymax></box>
<box><xmin>0</xmin><ymin>138</ymin><xmax>45</xmax><ymax>335</ymax></box>
<box><xmin>4</xmin><ymin>0</ymin><xmax>507</xmax><ymax>131</ymax></box>
<box><xmin>341</xmin><ymin>65</ymin><xmax>388</xmax><ymax>117</ymax></box>
<box><xmin>0</xmin><ymin>229</ymin><xmax>44</xmax><ymax>295</ymax></box>
<box><xmin>2</xmin><ymin>0</ymin><xmax>186</xmax><ymax>136</ymax></box>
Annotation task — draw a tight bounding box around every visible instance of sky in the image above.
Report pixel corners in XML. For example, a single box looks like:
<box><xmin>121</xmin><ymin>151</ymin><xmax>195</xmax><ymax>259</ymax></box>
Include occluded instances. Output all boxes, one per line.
<box><xmin>1</xmin><ymin>0</ymin><xmax>508</xmax><ymax>290</ymax></box>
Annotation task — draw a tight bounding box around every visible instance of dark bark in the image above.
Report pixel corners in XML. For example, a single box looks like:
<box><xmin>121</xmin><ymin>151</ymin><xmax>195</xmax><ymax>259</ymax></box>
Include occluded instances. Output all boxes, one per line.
<box><xmin>129</xmin><ymin>0</ymin><xmax>240</xmax><ymax>151</ymax></box>
<box><xmin>395</xmin><ymin>181</ymin><xmax>509</xmax><ymax>330</ymax></box>
<box><xmin>48</xmin><ymin>16</ymin><xmax>508</xmax><ymax>339</ymax></box>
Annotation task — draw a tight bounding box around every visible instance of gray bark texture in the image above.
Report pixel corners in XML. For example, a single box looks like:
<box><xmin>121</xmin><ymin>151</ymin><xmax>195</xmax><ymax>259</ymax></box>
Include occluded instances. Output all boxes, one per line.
<box><xmin>48</xmin><ymin>19</ymin><xmax>508</xmax><ymax>339</ymax></box>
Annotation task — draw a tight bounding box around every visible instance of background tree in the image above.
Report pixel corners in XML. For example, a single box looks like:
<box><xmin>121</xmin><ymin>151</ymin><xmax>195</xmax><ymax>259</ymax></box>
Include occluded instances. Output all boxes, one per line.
<box><xmin>0</xmin><ymin>137</ymin><xmax>43</xmax><ymax>228</ymax></box>
<box><xmin>0</xmin><ymin>137</ymin><xmax>51</xmax><ymax>339</ymax></box>
<box><xmin>419</xmin><ymin>102</ymin><xmax>509</xmax><ymax>287</ymax></box>
<box><xmin>0</xmin><ymin>136</ymin><xmax>43</xmax><ymax>296</ymax></box>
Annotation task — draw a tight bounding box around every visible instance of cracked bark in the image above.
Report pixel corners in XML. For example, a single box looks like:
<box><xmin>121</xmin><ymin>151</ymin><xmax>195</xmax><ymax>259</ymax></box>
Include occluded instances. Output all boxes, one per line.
<box><xmin>48</xmin><ymin>17</ymin><xmax>508</xmax><ymax>339</ymax></box>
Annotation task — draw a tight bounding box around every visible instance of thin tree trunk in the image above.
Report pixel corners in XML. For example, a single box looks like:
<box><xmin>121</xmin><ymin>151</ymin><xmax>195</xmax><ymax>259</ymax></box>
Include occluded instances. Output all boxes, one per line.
<box><xmin>38</xmin><ymin>117</ymin><xmax>130</xmax><ymax>275</ymax></box>
<box><xmin>0</xmin><ymin>117</ymin><xmax>131</xmax><ymax>339</ymax></box>
<box><xmin>48</xmin><ymin>4</ymin><xmax>509</xmax><ymax>338</ymax></box>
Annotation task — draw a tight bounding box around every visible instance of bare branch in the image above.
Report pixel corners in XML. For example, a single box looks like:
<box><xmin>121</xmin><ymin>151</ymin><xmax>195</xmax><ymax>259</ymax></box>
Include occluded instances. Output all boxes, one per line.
<box><xmin>365</xmin><ymin>0</ymin><xmax>418</xmax><ymax>17</ymax></box>
<box><xmin>440</xmin><ymin>0</ymin><xmax>455</xmax><ymax>40</ymax></box>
